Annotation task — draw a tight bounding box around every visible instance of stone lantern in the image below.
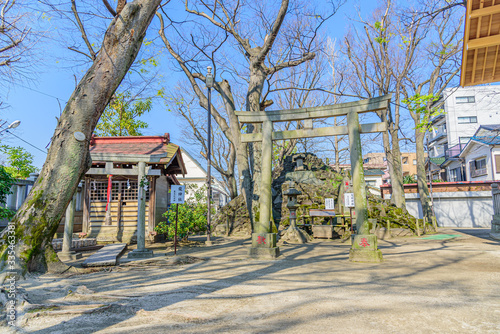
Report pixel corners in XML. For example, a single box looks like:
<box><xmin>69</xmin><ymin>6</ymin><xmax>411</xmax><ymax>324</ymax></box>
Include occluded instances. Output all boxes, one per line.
<box><xmin>284</xmin><ymin>181</ymin><xmax>301</xmax><ymax>229</ymax></box>
<box><xmin>294</xmin><ymin>154</ymin><xmax>306</xmax><ymax>171</ymax></box>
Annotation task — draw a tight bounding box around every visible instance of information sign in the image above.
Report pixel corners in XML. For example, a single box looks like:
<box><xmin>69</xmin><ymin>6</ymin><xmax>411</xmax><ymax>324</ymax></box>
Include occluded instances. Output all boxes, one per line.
<box><xmin>325</xmin><ymin>198</ymin><xmax>335</xmax><ymax>210</ymax></box>
<box><xmin>344</xmin><ymin>193</ymin><xmax>355</xmax><ymax>208</ymax></box>
<box><xmin>170</xmin><ymin>185</ymin><xmax>185</xmax><ymax>204</ymax></box>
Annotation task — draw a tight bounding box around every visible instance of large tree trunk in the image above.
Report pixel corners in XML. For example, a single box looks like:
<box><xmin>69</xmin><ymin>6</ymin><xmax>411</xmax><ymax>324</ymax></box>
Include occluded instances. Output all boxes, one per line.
<box><xmin>216</xmin><ymin>80</ymin><xmax>254</xmax><ymax>231</ymax></box>
<box><xmin>389</xmin><ymin>126</ymin><xmax>406</xmax><ymax>209</ymax></box>
<box><xmin>379</xmin><ymin>108</ymin><xmax>405</xmax><ymax>209</ymax></box>
<box><xmin>1</xmin><ymin>0</ymin><xmax>161</xmax><ymax>274</ymax></box>
<box><xmin>226</xmin><ymin>143</ymin><xmax>238</xmax><ymax>200</ymax></box>
<box><xmin>415</xmin><ymin>129</ymin><xmax>433</xmax><ymax>223</ymax></box>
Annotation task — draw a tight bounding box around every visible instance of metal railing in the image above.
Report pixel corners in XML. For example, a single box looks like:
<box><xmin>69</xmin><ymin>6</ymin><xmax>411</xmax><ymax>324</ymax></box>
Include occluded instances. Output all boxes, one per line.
<box><xmin>471</xmin><ymin>167</ymin><xmax>487</xmax><ymax>178</ymax></box>
<box><xmin>429</xmin><ymin>127</ymin><xmax>447</xmax><ymax>142</ymax></box>
<box><xmin>445</xmin><ymin>143</ymin><xmax>467</xmax><ymax>158</ymax></box>
<box><xmin>429</xmin><ymin>146</ymin><xmax>445</xmax><ymax>158</ymax></box>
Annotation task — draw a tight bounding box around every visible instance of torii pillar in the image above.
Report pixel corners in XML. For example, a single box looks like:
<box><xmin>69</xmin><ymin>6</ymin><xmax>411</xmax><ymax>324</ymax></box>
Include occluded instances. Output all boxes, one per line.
<box><xmin>237</xmin><ymin>95</ymin><xmax>390</xmax><ymax>261</ymax></box>
<box><xmin>347</xmin><ymin>111</ymin><xmax>383</xmax><ymax>262</ymax></box>
<box><xmin>249</xmin><ymin>120</ymin><xmax>280</xmax><ymax>259</ymax></box>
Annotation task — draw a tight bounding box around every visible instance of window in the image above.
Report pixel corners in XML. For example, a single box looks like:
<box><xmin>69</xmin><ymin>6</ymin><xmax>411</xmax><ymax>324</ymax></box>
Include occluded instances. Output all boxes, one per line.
<box><xmin>457</xmin><ymin>116</ymin><xmax>477</xmax><ymax>124</ymax></box>
<box><xmin>449</xmin><ymin>167</ymin><xmax>464</xmax><ymax>182</ymax></box>
<box><xmin>456</xmin><ymin>96</ymin><xmax>475</xmax><ymax>103</ymax></box>
<box><xmin>366</xmin><ymin>180</ymin><xmax>377</xmax><ymax>187</ymax></box>
<box><xmin>402</xmin><ymin>157</ymin><xmax>408</xmax><ymax>164</ymax></box>
<box><xmin>413</xmin><ymin>159</ymin><xmax>417</xmax><ymax>165</ymax></box>
<box><xmin>363</xmin><ymin>158</ymin><xmax>370</xmax><ymax>163</ymax></box>
<box><xmin>469</xmin><ymin>158</ymin><xmax>487</xmax><ymax>178</ymax></box>
<box><xmin>383</xmin><ymin>157</ymin><xmax>387</xmax><ymax>161</ymax></box>
<box><xmin>89</xmin><ymin>180</ymin><xmax>150</xmax><ymax>202</ymax></box>
<box><xmin>496</xmin><ymin>155</ymin><xmax>500</xmax><ymax>174</ymax></box>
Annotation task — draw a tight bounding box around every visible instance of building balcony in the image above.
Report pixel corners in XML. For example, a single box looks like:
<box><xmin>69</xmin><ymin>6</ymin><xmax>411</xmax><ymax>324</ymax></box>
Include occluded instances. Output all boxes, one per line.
<box><xmin>428</xmin><ymin>127</ymin><xmax>447</xmax><ymax>143</ymax></box>
<box><xmin>445</xmin><ymin>143</ymin><xmax>467</xmax><ymax>158</ymax></box>
<box><xmin>471</xmin><ymin>167</ymin><xmax>487</xmax><ymax>178</ymax></box>
<box><xmin>429</xmin><ymin>146</ymin><xmax>445</xmax><ymax>158</ymax></box>
<box><xmin>429</xmin><ymin>112</ymin><xmax>445</xmax><ymax>124</ymax></box>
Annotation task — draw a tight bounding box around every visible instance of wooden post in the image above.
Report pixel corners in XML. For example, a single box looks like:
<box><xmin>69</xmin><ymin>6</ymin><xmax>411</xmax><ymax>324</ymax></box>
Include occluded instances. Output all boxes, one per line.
<box><xmin>82</xmin><ymin>178</ymin><xmax>90</xmax><ymax>234</ymax></box>
<box><xmin>148</xmin><ymin>176</ymin><xmax>156</xmax><ymax>236</ymax></box>
<box><xmin>137</xmin><ymin>162</ymin><xmax>146</xmax><ymax>250</ymax></box>
<box><xmin>116</xmin><ymin>193</ymin><xmax>122</xmax><ymax>233</ymax></box>
<box><xmin>258</xmin><ymin>120</ymin><xmax>273</xmax><ymax>233</ymax></box>
<box><xmin>347</xmin><ymin>111</ymin><xmax>369</xmax><ymax>234</ymax></box>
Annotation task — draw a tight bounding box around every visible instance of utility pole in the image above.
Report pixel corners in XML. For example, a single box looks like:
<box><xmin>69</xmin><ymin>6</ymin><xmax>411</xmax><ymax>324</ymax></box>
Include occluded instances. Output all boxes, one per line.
<box><xmin>205</xmin><ymin>66</ymin><xmax>214</xmax><ymax>246</ymax></box>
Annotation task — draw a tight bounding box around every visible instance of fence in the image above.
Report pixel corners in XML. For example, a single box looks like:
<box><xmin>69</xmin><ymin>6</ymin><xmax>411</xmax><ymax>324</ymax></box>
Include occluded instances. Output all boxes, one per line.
<box><xmin>1</xmin><ymin>174</ymin><xmax>83</xmax><ymax>229</ymax></box>
<box><xmin>493</xmin><ymin>183</ymin><xmax>500</xmax><ymax>216</ymax></box>
<box><xmin>381</xmin><ymin>181</ymin><xmax>495</xmax><ymax>228</ymax></box>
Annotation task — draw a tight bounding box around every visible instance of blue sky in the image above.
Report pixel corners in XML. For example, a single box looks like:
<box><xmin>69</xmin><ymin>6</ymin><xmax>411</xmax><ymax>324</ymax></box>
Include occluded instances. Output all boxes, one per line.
<box><xmin>1</xmin><ymin>0</ymin><xmax>382</xmax><ymax>169</ymax></box>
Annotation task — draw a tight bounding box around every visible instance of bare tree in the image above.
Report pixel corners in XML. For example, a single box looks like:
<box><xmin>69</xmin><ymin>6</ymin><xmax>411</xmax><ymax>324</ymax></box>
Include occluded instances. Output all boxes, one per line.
<box><xmin>167</xmin><ymin>83</ymin><xmax>238</xmax><ymax>199</ymax></box>
<box><xmin>1</xmin><ymin>0</ymin><xmax>162</xmax><ymax>274</ymax></box>
<box><xmin>0</xmin><ymin>0</ymin><xmax>39</xmax><ymax>87</ymax></box>
<box><xmin>342</xmin><ymin>0</ymin><xmax>464</xmax><ymax>216</ymax></box>
<box><xmin>399</xmin><ymin>3</ymin><xmax>462</xmax><ymax>224</ymax></box>
<box><xmin>342</xmin><ymin>0</ymin><xmax>410</xmax><ymax>209</ymax></box>
<box><xmin>158</xmin><ymin>0</ymin><xmax>343</xmax><ymax>228</ymax></box>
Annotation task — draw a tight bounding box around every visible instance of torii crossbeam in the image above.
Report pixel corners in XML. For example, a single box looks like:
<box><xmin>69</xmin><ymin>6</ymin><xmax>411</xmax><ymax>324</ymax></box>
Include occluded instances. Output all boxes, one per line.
<box><xmin>235</xmin><ymin>95</ymin><xmax>392</xmax><ymax>262</ymax></box>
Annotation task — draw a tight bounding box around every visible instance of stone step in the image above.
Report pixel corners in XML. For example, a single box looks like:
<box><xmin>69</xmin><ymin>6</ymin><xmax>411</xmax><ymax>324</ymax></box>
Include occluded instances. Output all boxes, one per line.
<box><xmin>82</xmin><ymin>243</ymin><xmax>127</xmax><ymax>267</ymax></box>
<box><xmin>51</xmin><ymin>238</ymin><xmax>97</xmax><ymax>251</ymax></box>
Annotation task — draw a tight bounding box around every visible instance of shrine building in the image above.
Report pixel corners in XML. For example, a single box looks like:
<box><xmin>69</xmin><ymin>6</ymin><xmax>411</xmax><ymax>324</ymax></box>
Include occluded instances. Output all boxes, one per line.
<box><xmin>82</xmin><ymin>134</ymin><xmax>186</xmax><ymax>243</ymax></box>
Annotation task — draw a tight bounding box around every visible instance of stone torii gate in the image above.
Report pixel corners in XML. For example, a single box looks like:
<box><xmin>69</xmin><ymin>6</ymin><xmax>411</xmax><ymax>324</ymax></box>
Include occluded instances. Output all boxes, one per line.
<box><xmin>235</xmin><ymin>94</ymin><xmax>392</xmax><ymax>262</ymax></box>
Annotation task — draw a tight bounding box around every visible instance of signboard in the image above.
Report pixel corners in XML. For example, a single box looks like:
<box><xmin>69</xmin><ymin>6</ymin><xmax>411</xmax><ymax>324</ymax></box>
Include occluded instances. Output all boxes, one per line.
<box><xmin>325</xmin><ymin>198</ymin><xmax>335</xmax><ymax>210</ymax></box>
<box><xmin>170</xmin><ymin>185</ymin><xmax>185</xmax><ymax>204</ymax></box>
<box><xmin>344</xmin><ymin>193</ymin><xmax>355</xmax><ymax>208</ymax></box>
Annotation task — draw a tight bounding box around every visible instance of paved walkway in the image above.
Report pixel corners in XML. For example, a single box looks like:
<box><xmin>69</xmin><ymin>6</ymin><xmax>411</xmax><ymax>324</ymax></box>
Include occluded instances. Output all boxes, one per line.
<box><xmin>12</xmin><ymin>228</ymin><xmax>500</xmax><ymax>333</ymax></box>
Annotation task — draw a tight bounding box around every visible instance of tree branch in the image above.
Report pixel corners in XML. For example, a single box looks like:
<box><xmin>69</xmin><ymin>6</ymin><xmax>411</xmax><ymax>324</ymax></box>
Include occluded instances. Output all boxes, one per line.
<box><xmin>257</xmin><ymin>0</ymin><xmax>289</xmax><ymax>66</ymax></box>
<box><xmin>102</xmin><ymin>0</ymin><xmax>117</xmax><ymax>16</ymax></box>
<box><xmin>71</xmin><ymin>0</ymin><xmax>96</xmax><ymax>61</ymax></box>
<box><xmin>267</xmin><ymin>52</ymin><xmax>315</xmax><ymax>75</ymax></box>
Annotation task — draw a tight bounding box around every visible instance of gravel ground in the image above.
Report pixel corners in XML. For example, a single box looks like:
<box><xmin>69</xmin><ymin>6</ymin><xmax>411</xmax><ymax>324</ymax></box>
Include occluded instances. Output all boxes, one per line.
<box><xmin>3</xmin><ymin>228</ymin><xmax>500</xmax><ymax>333</ymax></box>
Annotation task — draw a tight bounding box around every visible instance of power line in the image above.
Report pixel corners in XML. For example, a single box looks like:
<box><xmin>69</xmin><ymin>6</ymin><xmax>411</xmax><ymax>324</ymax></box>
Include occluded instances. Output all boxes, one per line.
<box><xmin>14</xmin><ymin>82</ymin><xmax>68</xmax><ymax>104</ymax></box>
<box><xmin>4</xmin><ymin>130</ymin><xmax>48</xmax><ymax>154</ymax></box>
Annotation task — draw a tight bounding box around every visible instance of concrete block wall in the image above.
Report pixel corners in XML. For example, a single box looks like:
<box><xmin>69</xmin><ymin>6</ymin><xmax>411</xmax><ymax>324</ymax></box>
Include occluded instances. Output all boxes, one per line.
<box><xmin>404</xmin><ymin>191</ymin><xmax>493</xmax><ymax>228</ymax></box>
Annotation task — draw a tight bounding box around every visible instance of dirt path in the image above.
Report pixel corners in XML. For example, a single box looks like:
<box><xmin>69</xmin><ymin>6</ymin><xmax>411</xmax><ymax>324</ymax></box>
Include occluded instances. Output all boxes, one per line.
<box><xmin>4</xmin><ymin>228</ymin><xmax>500</xmax><ymax>333</ymax></box>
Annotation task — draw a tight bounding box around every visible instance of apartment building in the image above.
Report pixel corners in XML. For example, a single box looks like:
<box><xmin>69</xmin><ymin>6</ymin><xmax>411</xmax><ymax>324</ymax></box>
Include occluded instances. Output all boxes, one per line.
<box><xmin>428</xmin><ymin>86</ymin><xmax>500</xmax><ymax>158</ymax></box>
<box><xmin>427</xmin><ymin>86</ymin><xmax>500</xmax><ymax>181</ymax></box>
<box><xmin>363</xmin><ymin>152</ymin><xmax>420</xmax><ymax>177</ymax></box>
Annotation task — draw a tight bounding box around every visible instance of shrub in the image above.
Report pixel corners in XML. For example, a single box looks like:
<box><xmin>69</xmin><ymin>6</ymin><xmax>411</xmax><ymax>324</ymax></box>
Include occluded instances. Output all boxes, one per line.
<box><xmin>0</xmin><ymin>166</ymin><xmax>15</xmax><ymax>220</ymax></box>
<box><xmin>155</xmin><ymin>184</ymin><xmax>216</xmax><ymax>240</ymax></box>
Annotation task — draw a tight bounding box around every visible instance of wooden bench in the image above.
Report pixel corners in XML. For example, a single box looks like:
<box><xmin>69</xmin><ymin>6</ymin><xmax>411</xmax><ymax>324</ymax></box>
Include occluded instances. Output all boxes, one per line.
<box><xmin>309</xmin><ymin>209</ymin><xmax>336</xmax><ymax>225</ymax></box>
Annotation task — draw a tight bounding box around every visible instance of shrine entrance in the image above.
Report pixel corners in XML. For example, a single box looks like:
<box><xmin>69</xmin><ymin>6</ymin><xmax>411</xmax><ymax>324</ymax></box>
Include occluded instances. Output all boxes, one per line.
<box><xmin>235</xmin><ymin>94</ymin><xmax>392</xmax><ymax>262</ymax></box>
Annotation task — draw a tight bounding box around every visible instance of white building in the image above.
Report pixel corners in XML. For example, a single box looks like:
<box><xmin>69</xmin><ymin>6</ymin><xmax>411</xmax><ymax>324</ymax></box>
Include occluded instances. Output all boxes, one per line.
<box><xmin>428</xmin><ymin>86</ymin><xmax>500</xmax><ymax>180</ymax></box>
<box><xmin>459</xmin><ymin>125</ymin><xmax>500</xmax><ymax>181</ymax></box>
<box><xmin>176</xmin><ymin>149</ymin><xmax>230</xmax><ymax>207</ymax></box>
<box><xmin>428</xmin><ymin>86</ymin><xmax>500</xmax><ymax>159</ymax></box>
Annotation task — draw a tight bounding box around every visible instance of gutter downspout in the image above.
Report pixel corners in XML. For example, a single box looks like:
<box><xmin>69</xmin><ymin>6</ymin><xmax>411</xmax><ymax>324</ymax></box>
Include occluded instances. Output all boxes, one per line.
<box><xmin>491</xmin><ymin>146</ymin><xmax>496</xmax><ymax>181</ymax></box>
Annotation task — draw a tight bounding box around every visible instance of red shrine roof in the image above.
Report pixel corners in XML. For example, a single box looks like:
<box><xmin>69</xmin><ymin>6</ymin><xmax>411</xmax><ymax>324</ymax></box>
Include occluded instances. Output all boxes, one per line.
<box><xmin>90</xmin><ymin>133</ymin><xmax>172</xmax><ymax>155</ymax></box>
<box><xmin>89</xmin><ymin>133</ymin><xmax>186</xmax><ymax>175</ymax></box>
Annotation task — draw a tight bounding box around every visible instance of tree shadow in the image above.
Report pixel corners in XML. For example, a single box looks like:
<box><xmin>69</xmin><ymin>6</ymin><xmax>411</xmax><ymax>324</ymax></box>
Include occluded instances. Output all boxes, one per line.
<box><xmin>22</xmin><ymin>237</ymin><xmax>489</xmax><ymax>333</ymax></box>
